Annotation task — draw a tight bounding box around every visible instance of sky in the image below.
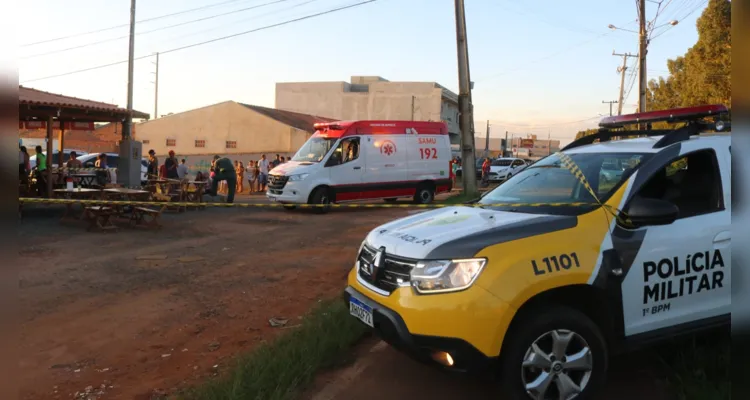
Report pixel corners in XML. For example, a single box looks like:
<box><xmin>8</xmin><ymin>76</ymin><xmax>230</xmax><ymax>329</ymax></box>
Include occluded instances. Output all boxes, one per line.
<box><xmin>16</xmin><ymin>0</ymin><xmax>709</xmax><ymax>145</ymax></box>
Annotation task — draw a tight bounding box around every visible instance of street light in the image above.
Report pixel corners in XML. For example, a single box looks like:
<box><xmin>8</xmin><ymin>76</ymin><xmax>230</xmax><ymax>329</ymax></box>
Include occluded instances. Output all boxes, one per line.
<box><xmin>608</xmin><ymin>24</ymin><xmax>639</xmax><ymax>34</ymax></box>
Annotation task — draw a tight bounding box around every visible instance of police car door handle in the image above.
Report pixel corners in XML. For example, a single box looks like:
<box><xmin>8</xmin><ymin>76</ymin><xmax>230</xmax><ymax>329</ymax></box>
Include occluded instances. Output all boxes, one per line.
<box><xmin>353</xmin><ymin>166</ymin><xmax>362</xmax><ymax>170</ymax></box>
<box><xmin>713</xmin><ymin>231</ymin><xmax>731</xmax><ymax>244</ymax></box>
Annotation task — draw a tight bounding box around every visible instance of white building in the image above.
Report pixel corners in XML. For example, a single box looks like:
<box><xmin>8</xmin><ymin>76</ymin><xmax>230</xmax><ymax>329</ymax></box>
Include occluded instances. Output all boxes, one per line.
<box><xmin>275</xmin><ymin>76</ymin><xmax>461</xmax><ymax>144</ymax></box>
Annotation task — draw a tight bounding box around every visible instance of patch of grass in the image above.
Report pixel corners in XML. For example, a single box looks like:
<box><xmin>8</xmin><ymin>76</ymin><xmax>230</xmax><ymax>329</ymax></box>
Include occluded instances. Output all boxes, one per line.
<box><xmin>180</xmin><ymin>299</ymin><xmax>367</xmax><ymax>400</ymax></box>
<box><xmin>655</xmin><ymin>329</ymin><xmax>730</xmax><ymax>400</ymax></box>
<box><xmin>440</xmin><ymin>192</ymin><xmax>480</xmax><ymax>205</ymax></box>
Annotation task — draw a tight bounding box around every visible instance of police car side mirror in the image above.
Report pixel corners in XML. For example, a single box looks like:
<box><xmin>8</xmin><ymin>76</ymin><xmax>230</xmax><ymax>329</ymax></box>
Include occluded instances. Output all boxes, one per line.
<box><xmin>626</xmin><ymin>196</ymin><xmax>679</xmax><ymax>227</ymax></box>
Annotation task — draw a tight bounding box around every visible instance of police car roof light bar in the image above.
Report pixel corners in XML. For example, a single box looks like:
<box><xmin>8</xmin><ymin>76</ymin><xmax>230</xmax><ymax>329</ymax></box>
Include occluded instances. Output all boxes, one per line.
<box><xmin>562</xmin><ymin>105</ymin><xmax>730</xmax><ymax>152</ymax></box>
<box><xmin>598</xmin><ymin>104</ymin><xmax>729</xmax><ymax>129</ymax></box>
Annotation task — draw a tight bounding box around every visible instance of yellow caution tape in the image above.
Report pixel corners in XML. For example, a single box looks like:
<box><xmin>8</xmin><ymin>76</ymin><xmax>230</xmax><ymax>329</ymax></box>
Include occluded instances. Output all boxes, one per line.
<box><xmin>18</xmin><ymin>197</ymin><xmax>598</xmax><ymax>209</ymax></box>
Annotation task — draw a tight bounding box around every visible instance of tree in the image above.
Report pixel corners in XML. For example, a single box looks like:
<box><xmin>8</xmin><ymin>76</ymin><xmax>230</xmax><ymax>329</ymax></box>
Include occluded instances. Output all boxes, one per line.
<box><xmin>648</xmin><ymin>0</ymin><xmax>731</xmax><ymax>111</ymax></box>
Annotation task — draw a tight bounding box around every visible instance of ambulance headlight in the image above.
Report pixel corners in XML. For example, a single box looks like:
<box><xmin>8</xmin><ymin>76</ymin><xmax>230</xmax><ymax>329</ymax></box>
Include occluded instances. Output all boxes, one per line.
<box><xmin>715</xmin><ymin>120</ymin><xmax>725</xmax><ymax>131</ymax></box>
<box><xmin>411</xmin><ymin>258</ymin><xmax>486</xmax><ymax>294</ymax></box>
<box><xmin>287</xmin><ymin>173</ymin><xmax>309</xmax><ymax>181</ymax></box>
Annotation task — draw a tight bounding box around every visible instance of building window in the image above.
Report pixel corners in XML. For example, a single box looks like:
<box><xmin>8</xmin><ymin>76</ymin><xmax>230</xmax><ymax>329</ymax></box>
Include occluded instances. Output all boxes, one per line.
<box><xmin>226</xmin><ymin>140</ymin><xmax>237</xmax><ymax>149</ymax></box>
<box><xmin>142</xmin><ymin>139</ymin><xmax>150</xmax><ymax>144</ymax></box>
<box><xmin>195</xmin><ymin>140</ymin><xmax>205</xmax><ymax>148</ymax></box>
<box><xmin>166</xmin><ymin>138</ymin><xmax>176</xmax><ymax>147</ymax></box>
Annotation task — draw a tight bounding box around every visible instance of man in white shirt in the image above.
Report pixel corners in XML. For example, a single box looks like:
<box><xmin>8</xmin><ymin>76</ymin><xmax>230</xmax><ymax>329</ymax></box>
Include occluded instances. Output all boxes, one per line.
<box><xmin>177</xmin><ymin>158</ymin><xmax>189</xmax><ymax>180</ymax></box>
<box><xmin>258</xmin><ymin>154</ymin><xmax>269</xmax><ymax>192</ymax></box>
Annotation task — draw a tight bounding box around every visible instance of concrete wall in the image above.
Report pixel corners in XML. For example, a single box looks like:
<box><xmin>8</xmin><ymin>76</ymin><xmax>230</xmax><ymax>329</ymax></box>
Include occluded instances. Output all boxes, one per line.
<box><xmin>135</xmin><ymin>101</ymin><xmax>311</xmax><ymax>157</ymax></box>
<box><xmin>276</xmin><ymin>79</ymin><xmax>460</xmax><ymax>143</ymax></box>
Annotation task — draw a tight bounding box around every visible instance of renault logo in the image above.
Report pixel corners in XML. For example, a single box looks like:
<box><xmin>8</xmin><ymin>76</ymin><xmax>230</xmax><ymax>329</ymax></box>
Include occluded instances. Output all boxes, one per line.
<box><xmin>370</xmin><ymin>247</ymin><xmax>385</xmax><ymax>283</ymax></box>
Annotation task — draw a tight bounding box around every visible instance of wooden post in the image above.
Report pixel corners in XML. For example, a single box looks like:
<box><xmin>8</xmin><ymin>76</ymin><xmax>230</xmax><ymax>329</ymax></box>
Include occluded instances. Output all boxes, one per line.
<box><xmin>58</xmin><ymin>124</ymin><xmax>65</xmax><ymax>166</ymax></box>
<box><xmin>46</xmin><ymin>116</ymin><xmax>53</xmax><ymax>198</ymax></box>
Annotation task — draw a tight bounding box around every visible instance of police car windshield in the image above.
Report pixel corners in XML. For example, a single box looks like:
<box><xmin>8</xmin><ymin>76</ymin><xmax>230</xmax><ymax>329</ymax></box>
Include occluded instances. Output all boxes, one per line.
<box><xmin>292</xmin><ymin>137</ymin><xmax>337</xmax><ymax>162</ymax></box>
<box><xmin>479</xmin><ymin>152</ymin><xmax>649</xmax><ymax>214</ymax></box>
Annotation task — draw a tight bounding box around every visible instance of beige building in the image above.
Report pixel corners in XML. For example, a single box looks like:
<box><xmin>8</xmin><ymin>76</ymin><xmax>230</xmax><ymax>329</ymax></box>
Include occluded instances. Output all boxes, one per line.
<box><xmin>275</xmin><ymin>76</ymin><xmax>461</xmax><ymax>144</ymax></box>
<box><xmin>473</xmin><ymin>135</ymin><xmax>561</xmax><ymax>160</ymax></box>
<box><xmin>136</xmin><ymin>101</ymin><xmax>333</xmax><ymax>157</ymax></box>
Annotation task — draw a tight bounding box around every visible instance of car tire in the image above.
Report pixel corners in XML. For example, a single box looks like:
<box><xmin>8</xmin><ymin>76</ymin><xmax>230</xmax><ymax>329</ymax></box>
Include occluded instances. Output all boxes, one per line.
<box><xmin>413</xmin><ymin>184</ymin><xmax>435</xmax><ymax>204</ymax></box>
<box><xmin>498</xmin><ymin>305</ymin><xmax>608</xmax><ymax>400</ymax></box>
<box><xmin>309</xmin><ymin>187</ymin><xmax>332</xmax><ymax>214</ymax></box>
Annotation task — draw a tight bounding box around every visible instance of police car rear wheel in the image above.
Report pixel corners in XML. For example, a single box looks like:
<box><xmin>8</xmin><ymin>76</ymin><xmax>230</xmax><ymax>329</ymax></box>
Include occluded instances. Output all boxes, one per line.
<box><xmin>500</xmin><ymin>306</ymin><xmax>607</xmax><ymax>400</ymax></box>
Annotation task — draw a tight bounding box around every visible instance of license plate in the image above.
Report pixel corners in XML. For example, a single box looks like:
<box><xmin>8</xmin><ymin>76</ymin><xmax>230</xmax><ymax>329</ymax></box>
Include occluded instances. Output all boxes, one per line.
<box><xmin>349</xmin><ymin>297</ymin><xmax>374</xmax><ymax>327</ymax></box>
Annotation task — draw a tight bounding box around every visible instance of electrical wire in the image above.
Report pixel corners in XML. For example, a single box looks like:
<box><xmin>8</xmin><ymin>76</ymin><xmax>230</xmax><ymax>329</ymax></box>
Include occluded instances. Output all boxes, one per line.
<box><xmin>21</xmin><ymin>0</ymin><xmax>378</xmax><ymax>84</ymax></box>
<box><xmin>22</xmin><ymin>0</ymin><xmax>255</xmax><ymax>47</ymax></box>
<box><xmin>21</xmin><ymin>0</ymin><xmax>294</xmax><ymax>60</ymax></box>
<box><xmin>650</xmin><ymin>0</ymin><xmax>708</xmax><ymax>40</ymax></box>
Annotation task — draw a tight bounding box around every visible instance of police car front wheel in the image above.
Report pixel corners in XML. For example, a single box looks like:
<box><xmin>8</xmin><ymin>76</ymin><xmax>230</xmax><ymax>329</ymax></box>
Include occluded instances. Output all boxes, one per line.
<box><xmin>499</xmin><ymin>306</ymin><xmax>607</xmax><ymax>400</ymax></box>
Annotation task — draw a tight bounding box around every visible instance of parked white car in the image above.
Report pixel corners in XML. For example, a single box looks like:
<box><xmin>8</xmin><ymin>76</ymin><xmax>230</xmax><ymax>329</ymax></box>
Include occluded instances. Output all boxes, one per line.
<box><xmin>29</xmin><ymin>149</ymin><xmax>88</xmax><ymax>169</ymax></box>
<box><xmin>488</xmin><ymin>157</ymin><xmax>529</xmax><ymax>182</ymax></box>
<box><xmin>76</xmin><ymin>153</ymin><xmax>148</xmax><ymax>185</ymax></box>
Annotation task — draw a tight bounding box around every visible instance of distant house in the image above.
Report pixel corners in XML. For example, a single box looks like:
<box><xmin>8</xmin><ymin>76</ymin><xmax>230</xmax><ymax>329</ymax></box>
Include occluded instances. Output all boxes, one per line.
<box><xmin>135</xmin><ymin>101</ymin><xmax>334</xmax><ymax>157</ymax></box>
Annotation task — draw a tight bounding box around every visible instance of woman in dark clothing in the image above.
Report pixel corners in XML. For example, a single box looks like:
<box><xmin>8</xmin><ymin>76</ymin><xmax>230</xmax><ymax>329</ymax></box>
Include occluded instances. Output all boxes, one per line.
<box><xmin>147</xmin><ymin>149</ymin><xmax>159</xmax><ymax>179</ymax></box>
<box><xmin>164</xmin><ymin>150</ymin><xmax>179</xmax><ymax>179</ymax></box>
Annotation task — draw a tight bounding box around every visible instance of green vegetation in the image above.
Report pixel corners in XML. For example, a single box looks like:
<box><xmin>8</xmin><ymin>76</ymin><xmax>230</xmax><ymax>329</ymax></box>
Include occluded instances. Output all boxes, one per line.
<box><xmin>440</xmin><ymin>191</ymin><xmax>482</xmax><ymax>205</ymax></box>
<box><xmin>648</xmin><ymin>0</ymin><xmax>731</xmax><ymax>111</ymax></box>
<box><xmin>655</xmin><ymin>329</ymin><xmax>730</xmax><ymax>400</ymax></box>
<box><xmin>180</xmin><ymin>299</ymin><xmax>367</xmax><ymax>400</ymax></box>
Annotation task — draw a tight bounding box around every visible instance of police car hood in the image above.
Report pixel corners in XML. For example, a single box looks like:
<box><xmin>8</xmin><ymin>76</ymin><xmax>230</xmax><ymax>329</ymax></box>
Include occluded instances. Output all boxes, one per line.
<box><xmin>364</xmin><ymin>206</ymin><xmax>577</xmax><ymax>260</ymax></box>
<box><xmin>270</xmin><ymin>161</ymin><xmax>316</xmax><ymax>176</ymax></box>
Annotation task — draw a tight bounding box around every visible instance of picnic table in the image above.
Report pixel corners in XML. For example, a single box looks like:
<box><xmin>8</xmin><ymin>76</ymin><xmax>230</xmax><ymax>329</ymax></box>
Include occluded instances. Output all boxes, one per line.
<box><xmin>104</xmin><ymin>188</ymin><xmax>164</xmax><ymax>230</ymax></box>
<box><xmin>178</xmin><ymin>180</ymin><xmax>207</xmax><ymax>209</ymax></box>
<box><xmin>54</xmin><ymin>188</ymin><xmax>102</xmax><ymax>221</ymax></box>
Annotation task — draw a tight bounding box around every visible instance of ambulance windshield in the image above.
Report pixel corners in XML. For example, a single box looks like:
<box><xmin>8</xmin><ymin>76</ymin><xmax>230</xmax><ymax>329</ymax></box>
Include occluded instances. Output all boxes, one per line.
<box><xmin>292</xmin><ymin>137</ymin><xmax>338</xmax><ymax>163</ymax></box>
<box><xmin>479</xmin><ymin>152</ymin><xmax>649</xmax><ymax>214</ymax></box>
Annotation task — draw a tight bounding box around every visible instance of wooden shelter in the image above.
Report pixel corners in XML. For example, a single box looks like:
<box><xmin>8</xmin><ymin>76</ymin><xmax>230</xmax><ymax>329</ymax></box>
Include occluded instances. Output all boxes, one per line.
<box><xmin>19</xmin><ymin>86</ymin><xmax>150</xmax><ymax>197</ymax></box>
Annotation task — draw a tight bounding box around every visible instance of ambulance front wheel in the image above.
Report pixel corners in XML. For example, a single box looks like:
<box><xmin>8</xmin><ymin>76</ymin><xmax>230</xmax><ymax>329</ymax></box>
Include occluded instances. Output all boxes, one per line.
<box><xmin>309</xmin><ymin>187</ymin><xmax>332</xmax><ymax>214</ymax></box>
<box><xmin>413</xmin><ymin>184</ymin><xmax>435</xmax><ymax>204</ymax></box>
<box><xmin>498</xmin><ymin>305</ymin><xmax>608</xmax><ymax>400</ymax></box>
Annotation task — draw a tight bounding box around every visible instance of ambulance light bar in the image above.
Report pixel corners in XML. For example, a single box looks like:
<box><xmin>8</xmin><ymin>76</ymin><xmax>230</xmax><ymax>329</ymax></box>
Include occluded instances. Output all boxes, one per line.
<box><xmin>314</xmin><ymin>123</ymin><xmax>344</xmax><ymax>130</ymax></box>
<box><xmin>599</xmin><ymin>104</ymin><xmax>729</xmax><ymax>128</ymax></box>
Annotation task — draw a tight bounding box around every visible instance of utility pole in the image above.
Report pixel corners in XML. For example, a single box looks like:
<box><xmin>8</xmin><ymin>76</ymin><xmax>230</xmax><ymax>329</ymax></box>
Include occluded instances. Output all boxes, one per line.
<box><xmin>484</xmin><ymin>120</ymin><xmax>490</xmax><ymax>157</ymax></box>
<box><xmin>454</xmin><ymin>0</ymin><xmax>477</xmax><ymax>195</ymax></box>
<box><xmin>118</xmin><ymin>0</ymin><xmax>139</xmax><ymax>187</ymax></box>
<box><xmin>602</xmin><ymin>100</ymin><xmax>618</xmax><ymax>116</ymax></box>
<box><xmin>152</xmin><ymin>52</ymin><xmax>159</xmax><ymax>119</ymax></box>
<box><xmin>124</xmin><ymin>0</ymin><xmax>136</xmax><ymax>139</ymax></box>
<box><xmin>504</xmin><ymin>130</ymin><xmax>508</xmax><ymax>157</ymax></box>
<box><xmin>638</xmin><ymin>0</ymin><xmax>648</xmax><ymax>118</ymax></box>
<box><xmin>613</xmin><ymin>51</ymin><xmax>636</xmax><ymax>115</ymax></box>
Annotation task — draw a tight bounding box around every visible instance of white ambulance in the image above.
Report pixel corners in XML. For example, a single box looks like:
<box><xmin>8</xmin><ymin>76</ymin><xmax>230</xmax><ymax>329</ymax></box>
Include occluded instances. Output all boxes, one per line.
<box><xmin>266</xmin><ymin>120</ymin><xmax>454</xmax><ymax>208</ymax></box>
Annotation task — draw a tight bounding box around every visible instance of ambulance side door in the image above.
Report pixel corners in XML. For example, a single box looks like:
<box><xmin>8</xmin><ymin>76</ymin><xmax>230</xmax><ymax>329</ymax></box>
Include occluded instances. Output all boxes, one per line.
<box><xmin>364</xmin><ymin>134</ymin><xmax>407</xmax><ymax>187</ymax></box>
<box><xmin>618</xmin><ymin>143</ymin><xmax>730</xmax><ymax>337</ymax></box>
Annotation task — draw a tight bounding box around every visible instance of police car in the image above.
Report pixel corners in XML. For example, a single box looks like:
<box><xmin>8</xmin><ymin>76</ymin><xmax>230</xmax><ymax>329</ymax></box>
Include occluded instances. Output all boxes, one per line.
<box><xmin>343</xmin><ymin>105</ymin><xmax>731</xmax><ymax>399</ymax></box>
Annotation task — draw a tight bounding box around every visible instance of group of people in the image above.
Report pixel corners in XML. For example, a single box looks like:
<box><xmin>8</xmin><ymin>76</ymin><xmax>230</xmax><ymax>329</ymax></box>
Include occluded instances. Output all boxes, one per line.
<box><xmin>146</xmin><ymin>149</ymin><xmax>189</xmax><ymax>181</ymax></box>
<box><xmin>218</xmin><ymin>154</ymin><xmax>289</xmax><ymax>195</ymax></box>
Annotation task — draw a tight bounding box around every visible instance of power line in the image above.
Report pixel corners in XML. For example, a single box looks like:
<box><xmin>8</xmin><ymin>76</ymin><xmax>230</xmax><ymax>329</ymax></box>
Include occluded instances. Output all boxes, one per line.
<box><xmin>22</xmin><ymin>0</ymin><xmax>294</xmax><ymax>60</ymax></box>
<box><xmin>650</xmin><ymin>0</ymin><xmax>708</xmax><ymax>40</ymax></box>
<box><xmin>476</xmin><ymin>31</ymin><xmax>615</xmax><ymax>82</ymax></box>
<box><xmin>21</xmin><ymin>0</ymin><xmax>378</xmax><ymax>84</ymax></box>
<box><xmin>22</xmin><ymin>0</ymin><xmax>254</xmax><ymax>47</ymax></box>
<box><xmin>488</xmin><ymin>115</ymin><xmax>603</xmax><ymax>128</ymax></box>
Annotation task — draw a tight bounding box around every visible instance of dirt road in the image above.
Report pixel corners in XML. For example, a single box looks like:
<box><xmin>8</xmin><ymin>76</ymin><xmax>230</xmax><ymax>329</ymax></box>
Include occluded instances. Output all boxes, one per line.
<box><xmin>304</xmin><ymin>338</ymin><xmax>675</xmax><ymax>400</ymax></box>
<box><xmin>19</xmin><ymin>197</ymin><xmax>413</xmax><ymax>399</ymax></box>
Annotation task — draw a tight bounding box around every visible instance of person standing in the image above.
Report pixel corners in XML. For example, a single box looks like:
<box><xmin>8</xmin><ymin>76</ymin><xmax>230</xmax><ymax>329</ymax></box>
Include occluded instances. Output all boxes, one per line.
<box><xmin>165</xmin><ymin>150</ymin><xmax>179</xmax><ymax>180</ymax></box>
<box><xmin>236</xmin><ymin>161</ymin><xmax>245</xmax><ymax>194</ymax></box>
<box><xmin>19</xmin><ymin>146</ymin><xmax>30</xmax><ymax>185</ymax></box>
<box><xmin>209</xmin><ymin>155</ymin><xmax>237</xmax><ymax>203</ymax></box>
<box><xmin>258</xmin><ymin>154</ymin><xmax>269</xmax><ymax>192</ymax></box>
<box><xmin>34</xmin><ymin>146</ymin><xmax>47</xmax><ymax>196</ymax></box>
<box><xmin>481</xmin><ymin>157</ymin><xmax>491</xmax><ymax>187</ymax></box>
<box><xmin>246</xmin><ymin>160</ymin><xmax>256</xmax><ymax>193</ymax></box>
<box><xmin>271</xmin><ymin>154</ymin><xmax>281</xmax><ymax>169</ymax></box>
<box><xmin>177</xmin><ymin>158</ymin><xmax>189</xmax><ymax>180</ymax></box>
<box><xmin>147</xmin><ymin>149</ymin><xmax>159</xmax><ymax>180</ymax></box>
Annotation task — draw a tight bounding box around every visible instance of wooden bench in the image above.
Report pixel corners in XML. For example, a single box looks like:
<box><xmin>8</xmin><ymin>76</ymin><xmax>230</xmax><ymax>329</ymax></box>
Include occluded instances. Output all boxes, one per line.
<box><xmin>130</xmin><ymin>205</ymin><xmax>166</xmax><ymax>230</ymax></box>
<box><xmin>84</xmin><ymin>206</ymin><xmax>117</xmax><ymax>233</ymax></box>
